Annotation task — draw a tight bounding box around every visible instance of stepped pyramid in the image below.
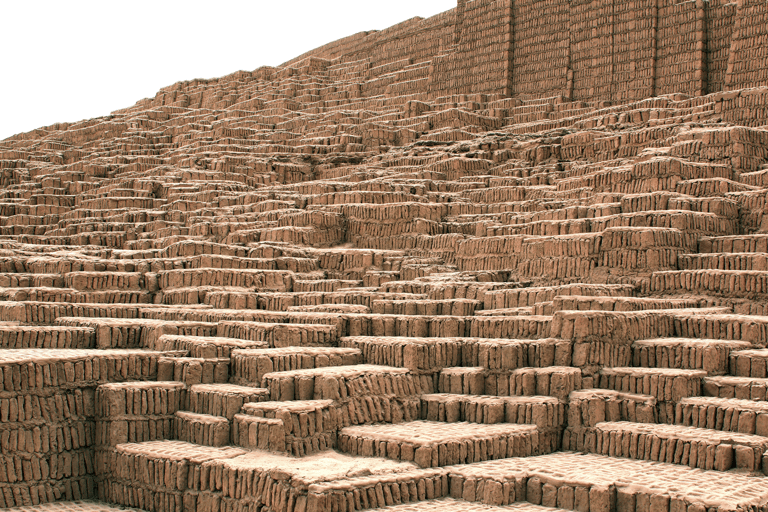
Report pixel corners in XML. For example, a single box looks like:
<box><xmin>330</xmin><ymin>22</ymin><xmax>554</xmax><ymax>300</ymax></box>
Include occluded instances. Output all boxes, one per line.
<box><xmin>3</xmin><ymin>1</ymin><xmax>768</xmax><ymax>512</ymax></box>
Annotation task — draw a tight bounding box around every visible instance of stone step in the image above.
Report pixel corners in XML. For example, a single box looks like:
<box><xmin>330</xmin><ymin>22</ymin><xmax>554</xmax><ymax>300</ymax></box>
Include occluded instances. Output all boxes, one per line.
<box><xmin>730</xmin><ymin>348</ymin><xmax>768</xmax><ymax>377</ymax></box>
<box><xmin>261</xmin><ymin>364</ymin><xmax>421</xmax><ymax>401</ymax></box>
<box><xmin>703</xmin><ymin>375</ymin><xmax>768</xmax><ymax>401</ymax></box>
<box><xmin>233</xmin><ymin>399</ymin><xmax>337</xmax><ymax>456</ymax></box>
<box><xmin>186</xmin><ymin>383</ymin><xmax>269</xmax><ymax>419</ymax></box>
<box><xmin>155</xmin><ymin>334</ymin><xmax>267</xmax><ymax>358</ymax></box>
<box><xmin>438</xmin><ymin>366</ymin><xmax>582</xmax><ymax>401</ymax></box>
<box><xmin>338</xmin><ymin>421</ymin><xmax>554</xmax><ymax>468</ymax></box>
<box><xmin>157</xmin><ymin>356</ymin><xmax>230</xmax><ymax>386</ymax></box>
<box><xmin>632</xmin><ymin>338</ymin><xmax>750</xmax><ymax>375</ymax></box>
<box><xmin>0</xmin><ymin>325</ymin><xmax>95</xmax><ymax>349</ymax></box>
<box><xmin>447</xmin><ymin>452</ymin><xmax>768</xmax><ymax>510</ymax></box>
<box><xmin>174</xmin><ymin>410</ymin><xmax>230</xmax><ymax>447</ymax></box>
<box><xmin>420</xmin><ymin>393</ymin><xmax>564</xmax><ymax>428</ymax></box>
<box><xmin>570</xmin><ymin>421</ymin><xmax>768</xmax><ymax>472</ymax></box>
<box><xmin>676</xmin><ymin>396</ymin><xmax>768</xmax><ymax>436</ymax></box>
<box><xmin>229</xmin><ymin>346</ymin><xmax>361</xmax><ymax>386</ymax></box>
<box><xmin>598</xmin><ymin>367</ymin><xmax>705</xmax><ymax>402</ymax></box>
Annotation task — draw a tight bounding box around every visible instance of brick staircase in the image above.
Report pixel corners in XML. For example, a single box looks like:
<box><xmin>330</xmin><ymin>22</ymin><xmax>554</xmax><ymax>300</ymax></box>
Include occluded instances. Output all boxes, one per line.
<box><xmin>4</xmin><ymin>1</ymin><xmax>768</xmax><ymax>512</ymax></box>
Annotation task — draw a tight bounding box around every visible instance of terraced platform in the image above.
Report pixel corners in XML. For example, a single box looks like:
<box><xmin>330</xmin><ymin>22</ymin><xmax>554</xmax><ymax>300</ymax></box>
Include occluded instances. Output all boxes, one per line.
<box><xmin>3</xmin><ymin>0</ymin><xmax>768</xmax><ymax>511</ymax></box>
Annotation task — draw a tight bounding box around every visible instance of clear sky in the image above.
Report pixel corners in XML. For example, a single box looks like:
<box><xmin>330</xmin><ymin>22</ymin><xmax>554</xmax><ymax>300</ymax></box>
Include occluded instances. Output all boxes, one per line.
<box><xmin>0</xmin><ymin>0</ymin><xmax>456</xmax><ymax>140</ymax></box>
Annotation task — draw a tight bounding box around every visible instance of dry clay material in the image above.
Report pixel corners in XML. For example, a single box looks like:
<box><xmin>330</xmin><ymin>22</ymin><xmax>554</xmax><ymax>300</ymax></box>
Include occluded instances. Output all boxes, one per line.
<box><xmin>2</xmin><ymin>0</ymin><xmax>768</xmax><ymax>512</ymax></box>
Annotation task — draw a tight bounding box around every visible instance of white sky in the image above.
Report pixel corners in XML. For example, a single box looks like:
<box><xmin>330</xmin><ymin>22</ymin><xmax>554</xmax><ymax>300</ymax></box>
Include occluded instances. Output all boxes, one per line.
<box><xmin>0</xmin><ymin>0</ymin><xmax>456</xmax><ymax>141</ymax></box>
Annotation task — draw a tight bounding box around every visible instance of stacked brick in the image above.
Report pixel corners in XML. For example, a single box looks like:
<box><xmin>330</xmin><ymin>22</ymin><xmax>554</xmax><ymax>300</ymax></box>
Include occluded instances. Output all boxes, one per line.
<box><xmin>0</xmin><ymin>349</ymin><xmax>170</xmax><ymax>507</ymax></box>
<box><xmin>6</xmin><ymin>2</ymin><xmax>768</xmax><ymax>511</ymax></box>
<box><xmin>510</xmin><ymin>0</ymin><xmax>570</xmax><ymax>99</ymax></box>
<box><xmin>725</xmin><ymin>0</ymin><xmax>768</xmax><ymax>91</ymax></box>
<box><xmin>430</xmin><ymin>0</ymin><xmax>512</xmax><ymax>97</ymax></box>
<box><xmin>655</xmin><ymin>0</ymin><xmax>705</xmax><ymax>98</ymax></box>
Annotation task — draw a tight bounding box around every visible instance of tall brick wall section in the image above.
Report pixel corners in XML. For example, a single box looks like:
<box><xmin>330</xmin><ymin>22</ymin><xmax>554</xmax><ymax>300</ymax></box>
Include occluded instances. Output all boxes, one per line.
<box><xmin>655</xmin><ymin>0</ymin><xmax>706</xmax><ymax>98</ymax></box>
<box><xmin>569</xmin><ymin>0</ymin><xmax>616</xmax><ymax>104</ymax></box>
<box><xmin>510</xmin><ymin>0</ymin><xmax>570</xmax><ymax>100</ymax></box>
<box><xmin>725</xmin><ymin>0</ymin><xmax>768</xmax><ymax>91</ymax></box>
<box><xmin>430</xmin><ymin>0</ymin><xmax>513</xmax><ymax>97</ymax></box>
<box><xmin>706</xmin><ymin>0</ymin><xmax>737</xmax><ymax>94</ymax></box>
<box><xmin>285</xmin><ymin>0</ymin><xmax>766</xmax><ymax>103</ymax></box>
<box><xmin>612</xmin><ymin>0</ymin><xmax>658</xmax><ymax>103</ymax></box>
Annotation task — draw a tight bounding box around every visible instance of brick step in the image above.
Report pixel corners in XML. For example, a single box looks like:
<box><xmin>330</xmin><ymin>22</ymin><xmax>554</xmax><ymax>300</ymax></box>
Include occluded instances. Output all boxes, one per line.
<box><xmin>0</xmin><ymin>325</ymin><xmax>95</xmax><ymax>349</ymax></box>
<box><xmin>0</xmin><ymin>273</ymin><xmax>64</xmax><ymax>287</ymax></box>
<box><xmin>371</xmin><ymin>298</ymin><xmax>482</xmax><ymax>316</ymax></box>
<box><xmin>174</xmin><ymin>411</ymin><xmax>230</xmax><ymax>447</ymax></box>
<box><xmin>438</xmin><ymin>367</ymin><xmax>582</xmax><ymax>401</ymax></box>
<box><xmin>338</xmin><ymin>421</ymin><xmax>554</xmax><ymax>468</ymax></box>
<box><xmin>703</xmin><ymin>376</ymin><xmax>768</xmax><ymax>400</ymax></box>
<box><xmin>233</xmin><ymin>399</ymin><xmax>337</xmax><ymax>456</ymax></box>
<box><xmin>261</xmin><ymin>364</ymin><xmax>422</xmax><ymax>401</ymax></box>
<box><xmin>229</xmin><ymin>346</ymin><xmax>362</xmax><ymax>386</ymax></box>
<box><xmin>699</xmin><ymin>234</ymin><xmax>768</xmax><ymax>254</ymax></box>
<box><xmin>374</xmin><ymin>499</ymin><xmax>572</xmax><ymax>512</ymax></box>
<box><xmin>420</xmin><ymin>394</ymin><xmax>564</xmax><ymax>428</ymax></box>
<box><xmin>95</xmin><ymin>381</ymin><xmax>186</xmax><ymax>446</ymax></box>
<box><xmin>483</xmin><ymin>284</ymin><xmax>636</xmax><ymax>310</ymax></box>
<box><xmin>567</xmin><ymin>421</ymin><xmax>768</xmax><ymax>472</ymax></box>
<box><xmin>676</xmin><ymin>396</ymin><xmax>768</xmax><ymax>436</ymax></box>
<box><xmin>730</xmin><ymin>348</ymin><xmax>768</xmax><ymax>377</ymax></box>
<box><xmin>100</xmin><ymin>440</ymin><xmax>245</xmax><ymax>509</ymax></box>
<box><xmin>0</xmin><ymin>502</ymin><xmax>147</xmax><ymax>512</ymax></box>
<box><xmin>650</xmin><ymin>269</ymin><xmax>768</xmax><ymax>297</ymax></box>
<box><xmin>598</xmin><ymin>367</ymin><xmax>705</xmax><ymax>402</ymax></box>
<box><xmin>550</xmin><ymin>296</ymin><xmax>710</xmax><ymax>314</ymax></box>
<box><xmin>217</xmin><ymin>320</ymin><xmax>338</xmax><ymax>347</ymax></box>
<box><xmin>568</xmin><ymin>389</ymin><xmax>658</xmax><ymax>428</ymax></box>
<box><xmin>476</xmin><ymin>307</ymin><xmax>534</xmax><ymax>316</ymax></box>
<box><xmin>632</xmin><ymin>338</ymin><xmax>750</xmax><ymax>375</ymax></box>
<box><xmin>185</xmin><ymin>383</ymin><xmax>269</xmax><ymax>419</ymax></box>
<box><xmin>293</xmin><ymin>279</ymin><xmax>362</xmax><ymax>292</ymax></box>
<box><xmin>447</xmin><ymin>452</ymin><xmax>768</xmax><ymax>510</ymax></box>
<box><xmin>155</xmin><ymin>334</ymin><xmax>267</xmax><ymax>358</ymax></box>
<box><xmin>55</xmin><ymin>317</ymin><xmax>216</xmax><ymax>349</ymax></box>
<box><xmin>679</xmin><ymin>252</ymin><xmax>768</xmax><ymax>271</ymax></box>
<box><xmin>287</xmin><ymin>304</ymin><xmax>370</xmax><ymax>314</ymax></box>
<box><xmin>340</xmin><ymin>336</ymin><xmax>572</xmax><ymax>372</ymax></box>
<box><xmin>157</xmin><ymin>356</ymin><xmax>229</xmax><ymax>385</ymax></box>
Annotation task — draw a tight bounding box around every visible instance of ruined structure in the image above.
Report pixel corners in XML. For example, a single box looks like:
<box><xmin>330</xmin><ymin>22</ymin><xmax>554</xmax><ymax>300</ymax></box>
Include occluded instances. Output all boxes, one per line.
<box><xmin>2</xmin><ymin>1</ymin><xmax>768</xmax><ymax>511</ymax></box>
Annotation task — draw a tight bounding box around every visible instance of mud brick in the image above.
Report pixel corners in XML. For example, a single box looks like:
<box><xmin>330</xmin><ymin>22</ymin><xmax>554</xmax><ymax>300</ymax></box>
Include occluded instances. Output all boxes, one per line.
<box><xmin>156</xmin><ymin>356</ymin><xmax>229</xmax><ymax>385</ymax></box>
<box><xmin>230</xmin><ymin>346</ymin><xmax>361</xmax><ymax>385</ymax></box>
<box><xmin>174</xmin><ymin>411</ymin><xmax>230</xmax><ymax>447</ymax></box>
<box><xmin>156</xmin><ymin>334</ymin><xmax>267</xmax><ymax>358</ymax></box>
<box><xmin>633</xmin><ymin>338</ymin><xmax>750</xmax><ymax>375</ymax></box>
<box><xmin>261</xmin><ymin>364</ymin><xmax>420</xmax><ymax>401</ymax></box>
<box><xmin>218</xmin><ymin>320</ymin><xmax>339</xmax><ymax>347</ymax></box>
<box><xmin>186</xmin><ymin>383</ymin><xmax>269</xmax><ymax>419</ymax></box>
<box><xmin>421</xmin><ymin>394</ymin><xmax>564</xmax><ymax>429</ymax></box>
<box><xmin>599</xmin><ymin>367</ymin><xmax>704</xmax><ymax>402</ymax></box>
<box><xmin>338</xmin><ymin>421</ymin><xmax>554</xmax><ymax>467</ymax></box>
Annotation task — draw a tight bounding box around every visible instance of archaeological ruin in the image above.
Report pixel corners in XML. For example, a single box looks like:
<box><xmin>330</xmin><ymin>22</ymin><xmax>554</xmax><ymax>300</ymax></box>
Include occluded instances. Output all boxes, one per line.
<box><xmin>2</xmin><ymin>0</ymin><xmax>768</xmax><ymax>511</ymax></box>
